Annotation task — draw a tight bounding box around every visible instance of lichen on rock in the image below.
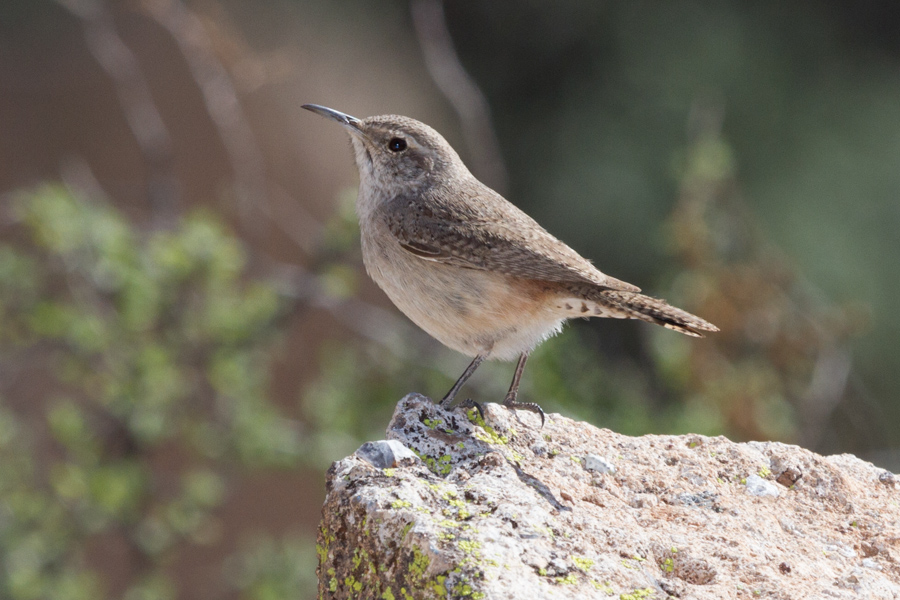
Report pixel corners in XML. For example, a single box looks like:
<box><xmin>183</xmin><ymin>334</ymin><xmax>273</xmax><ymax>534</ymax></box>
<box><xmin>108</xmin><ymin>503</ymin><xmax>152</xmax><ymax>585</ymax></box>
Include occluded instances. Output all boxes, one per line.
<box><xmin>317</xmin><ymin>393</ymin><xmax>900</xmax><ymax>599</ymax></box>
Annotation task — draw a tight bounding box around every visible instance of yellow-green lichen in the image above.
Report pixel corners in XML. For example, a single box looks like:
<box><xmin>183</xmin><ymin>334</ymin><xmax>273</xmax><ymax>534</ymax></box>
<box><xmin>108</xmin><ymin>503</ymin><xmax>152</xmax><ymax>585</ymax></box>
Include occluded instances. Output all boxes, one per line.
<box><xmin>591</xmin><ymin>580</ymin><xmax>614</xmax><ymax>593</ymax></box>
<box><xmin>554</xmin><ymin>573</ymin><xmax>578</xmax><ymax>585</ymax></box>
<box><xmin>318</xmin><ymin>524</ymin><xmax>336</xmax><ymax>582</ymax></box>
<box><xmin>620</xmin><ymin>587</ymin><xmax>654</xmax><ymax>600</ymax></box>
<box><xmin>343</xmin><ymin>576</ymin><xmax>362</xmax><ymax>593</ymax></box>
<box><xmin>452</xmin><ymin>581</ymin><xmax>475</xmax><ymax>595</ymax></box>
<box><xmin>758</xmin><ymin>466</ymin><xmax>771</xmax><ymax>478</ymax></box>
<box><xmin>409</xmin><ymin>546</ymin><xmax>431</xmax><ymax>579</ymax></box>
<box><xmin>473</xmin><ymin>428</ymin><xmax>508</xmax><ymax>445</ymax></box>
<box><xmin>383</xmin><ymin>468</ymin><xmax>396</xmax><ymax>477</ymax></box>
<box><xmin>391</xmin><ymin>499</ymin><xmax>413</xmax><ymax>509</ymax></box>
<box><xmin>621</xmin><ymin>559</ymin><xmax>638</xmax><ymax>570</ymax></box>
<box><xmin>571</xmin><ymin>555</ymin><xmax>594</xmax><ymax>571</ymax></box>
<box><xmin>381</xmin><ymin>587</ymin><xmax>395</xmax><ymax>600</ymax></box>
<box><xmin>420</xmin><ymin>453</ymin><xmax>453</xmax><ymax>476</ymax></box>
<box><xmin>456</xmin><ymin>538</ymin><xmax>484</xmax><ymax>567</ymax></box>
<box><xmin>431</xmin><ymin>575</ymin><xmax>448</xmax><ymax>596</ymax></box>
<box><xmin>467</xmin><ymin>409</ymin><xmax>509</xmax><ymax>445</ymax></box>
<box><xmin>532</xmin><ymin>525</ymin><xmax>554</xmax><ymax>538</ymax></box>
<box><xmin>401</xmin><ymin>522</ymin><xmax>414</xmax><ymax>539</ymax></box>
<box><xmin>320</xmin><ymin>524</ymin><xmax>335</xmax><ymax>546</ymax></box>
<box><xmin>662</xmin><ymin>558</ymin><xmax>674</xmax><ymax>573</ymax></box>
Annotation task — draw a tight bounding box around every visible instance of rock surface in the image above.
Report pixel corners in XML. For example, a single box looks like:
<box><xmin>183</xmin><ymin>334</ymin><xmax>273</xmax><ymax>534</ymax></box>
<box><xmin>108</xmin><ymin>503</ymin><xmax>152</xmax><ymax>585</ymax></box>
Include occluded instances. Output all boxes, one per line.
<box><xmin>317</xmin><ymin>394</ymin><xmax>900</xmax><ymax>599</ymax></box>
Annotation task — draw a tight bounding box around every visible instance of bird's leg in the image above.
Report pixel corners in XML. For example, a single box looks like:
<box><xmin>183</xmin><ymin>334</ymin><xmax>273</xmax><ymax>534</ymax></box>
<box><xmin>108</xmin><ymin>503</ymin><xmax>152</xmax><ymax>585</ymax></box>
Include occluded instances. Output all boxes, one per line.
<box><xmin>502</xmin><ymin>351</ymin><xmax>545</xmax><ymax>426</ymax></box>
<box><xmin>441</xmin><ymin>354</ymin><xmax>486</xmax><ymax>409</ymax></box>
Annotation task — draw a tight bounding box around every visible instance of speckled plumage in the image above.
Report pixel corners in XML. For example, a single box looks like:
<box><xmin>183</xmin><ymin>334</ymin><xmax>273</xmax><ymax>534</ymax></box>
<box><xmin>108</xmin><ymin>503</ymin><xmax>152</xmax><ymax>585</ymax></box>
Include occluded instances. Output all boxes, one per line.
<box><xmin>303</xmin><ymin>104</ymin><xmax>718</xmax><ymax>418</ymax></box>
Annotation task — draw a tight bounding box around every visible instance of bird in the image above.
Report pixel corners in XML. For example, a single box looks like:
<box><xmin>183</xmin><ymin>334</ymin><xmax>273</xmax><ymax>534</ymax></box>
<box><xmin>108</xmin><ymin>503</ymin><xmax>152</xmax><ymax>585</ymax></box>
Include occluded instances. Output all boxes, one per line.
<box><xmin>303</xmin><ymin>104</ymin><xmax>718</xmax><ymax>424</ymax></box>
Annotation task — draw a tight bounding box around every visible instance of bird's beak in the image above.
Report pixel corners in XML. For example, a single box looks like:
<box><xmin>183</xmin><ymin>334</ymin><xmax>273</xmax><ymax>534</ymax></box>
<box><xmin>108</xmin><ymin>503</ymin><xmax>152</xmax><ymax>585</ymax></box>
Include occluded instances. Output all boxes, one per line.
<box><xmin>302</xmin><ymin>104</ymin><xmax>366</xmax><ymax>138</ymax></box>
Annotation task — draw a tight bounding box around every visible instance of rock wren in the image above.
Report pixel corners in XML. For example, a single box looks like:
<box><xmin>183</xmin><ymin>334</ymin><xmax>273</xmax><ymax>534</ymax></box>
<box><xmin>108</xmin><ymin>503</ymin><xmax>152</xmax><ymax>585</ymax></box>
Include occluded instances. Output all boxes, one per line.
<box><xmin>303</xmin><ymin>104</ymin><xmax>718</xmax><ymax>423</ymax></box>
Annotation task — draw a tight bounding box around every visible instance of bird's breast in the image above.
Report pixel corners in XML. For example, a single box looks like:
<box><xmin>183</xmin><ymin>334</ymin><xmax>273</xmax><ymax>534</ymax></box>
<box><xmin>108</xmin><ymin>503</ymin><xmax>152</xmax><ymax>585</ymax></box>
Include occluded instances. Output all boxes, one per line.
<box><xmin>358</xmin><ymin>219</ymin><xmax>565</xmax><ymax>360</ymax></box>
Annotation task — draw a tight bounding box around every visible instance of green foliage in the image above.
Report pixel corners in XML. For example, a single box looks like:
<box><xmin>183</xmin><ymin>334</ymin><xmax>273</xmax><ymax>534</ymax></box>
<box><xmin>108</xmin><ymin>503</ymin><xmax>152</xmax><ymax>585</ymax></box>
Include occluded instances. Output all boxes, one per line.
<box><xmin>228</xmin><ymin>536</ymin><xmax>317</xmax><ymax>600</ymax></box>
<box><xmin>302</xmin><ymin>340</ymin><xmax>429</xmax><ymax>468</ymax></box>
<box><xmin>0</xmin><ymin>185</ymin><xmax>305</xmax><ymax>599</ymax></box>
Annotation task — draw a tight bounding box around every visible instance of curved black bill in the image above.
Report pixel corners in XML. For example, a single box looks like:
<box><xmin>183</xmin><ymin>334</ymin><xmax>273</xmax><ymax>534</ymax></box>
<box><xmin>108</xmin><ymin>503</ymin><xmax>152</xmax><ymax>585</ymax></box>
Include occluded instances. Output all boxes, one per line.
<box><xmin>302</xmin><ymin>104</ymin><xmax>363</xmax><ymax>132</ymax></box>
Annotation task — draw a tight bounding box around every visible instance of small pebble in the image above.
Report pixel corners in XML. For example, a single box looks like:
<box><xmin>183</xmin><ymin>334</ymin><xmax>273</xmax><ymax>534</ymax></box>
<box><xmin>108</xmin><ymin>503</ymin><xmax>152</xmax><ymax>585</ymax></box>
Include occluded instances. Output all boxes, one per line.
<box><xmin>776</xmin><ymin>467</ymin><xmax>802</xmax><ymax>487</ymax></box>
<box><xmin>862</xmin><ymin>558</ymin><xmax>881</xmax><ymax>570</ymax></box>
<box><xmin>584</xmin><ymin>454</ymin><xmax>616</xmax><ymax>474</ymax></box>
<box><xmin>745</xmin><ymin>474</ymin><xmax>780</xmax><ymax>498</ymax></box>
<box><xmin>356</xmin><ymin>440</ymin><xmax>420</xmax><ymax>469</ymax></box>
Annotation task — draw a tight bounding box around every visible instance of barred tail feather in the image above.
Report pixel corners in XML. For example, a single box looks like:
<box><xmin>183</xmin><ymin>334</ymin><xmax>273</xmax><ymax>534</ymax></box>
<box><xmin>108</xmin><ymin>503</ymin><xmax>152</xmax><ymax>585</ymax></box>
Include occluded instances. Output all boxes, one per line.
<box><xmin>604</xmin><ymin>290</ymin><xmax>719</xmax><ymax>337</ymax></box>
<box><xmin>556</xmin><ymin>290</ymin><xmax>719</xmax><ymax>337</ymax></box>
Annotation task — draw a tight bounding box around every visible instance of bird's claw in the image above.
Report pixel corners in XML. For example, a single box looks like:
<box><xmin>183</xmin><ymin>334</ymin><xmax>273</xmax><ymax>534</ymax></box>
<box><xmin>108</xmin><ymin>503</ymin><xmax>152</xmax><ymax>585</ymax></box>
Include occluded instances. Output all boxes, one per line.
<box><xmin>502</xmin><ymin>395</ymin><xmax>545</xmax><ymax>428</ymax></box>
<box><xmin>457</xmin><ymin>397</ymin><xmax>485</xmax><ymax>422</ymax></box>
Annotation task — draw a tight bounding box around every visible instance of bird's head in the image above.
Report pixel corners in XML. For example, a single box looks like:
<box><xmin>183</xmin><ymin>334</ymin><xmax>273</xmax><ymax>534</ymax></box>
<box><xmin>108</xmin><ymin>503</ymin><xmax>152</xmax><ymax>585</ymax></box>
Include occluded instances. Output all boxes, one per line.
<box><xmin>303</xmin><ymin>104</ymin><xmax>465</xmax><ymax>197</ymax></box>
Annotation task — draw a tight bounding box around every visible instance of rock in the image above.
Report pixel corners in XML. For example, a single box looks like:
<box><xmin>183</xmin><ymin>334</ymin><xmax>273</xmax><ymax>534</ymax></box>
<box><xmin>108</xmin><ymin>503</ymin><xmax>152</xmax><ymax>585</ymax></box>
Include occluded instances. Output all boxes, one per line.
<box><xmin>317</xmin><ymin>394</ymin><xmax>900</xmax><ymax>599</ymax></box>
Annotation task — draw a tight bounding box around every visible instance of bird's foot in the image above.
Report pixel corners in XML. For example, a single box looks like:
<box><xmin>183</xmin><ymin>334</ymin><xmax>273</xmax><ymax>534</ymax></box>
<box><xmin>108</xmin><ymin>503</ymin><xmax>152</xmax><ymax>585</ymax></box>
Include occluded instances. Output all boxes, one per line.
<box><xmin>439</xmin><ymin>392</ymin><xmax>456</xmax><ymax>409</ymax></box>
<box><xmin>439</xmin><ymin>394</ymin><xmax>485</xmax><ymax>422</ymax></box>
<box><xmin>502</xmin><ymin>393</ymin><xmax>545</xmax><ymax>428</ymax></box>
<box><xmin>456</xmin><ymin>397</ymin><xmax>485</xmax><ymax>422</ymax></box>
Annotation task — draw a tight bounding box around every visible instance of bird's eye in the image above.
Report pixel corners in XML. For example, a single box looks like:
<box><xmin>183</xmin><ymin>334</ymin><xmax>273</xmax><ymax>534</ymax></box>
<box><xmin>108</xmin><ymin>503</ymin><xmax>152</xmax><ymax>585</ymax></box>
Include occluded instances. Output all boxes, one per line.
<box><xmin>388</xmin><ymin>137</ymin><xmax>407</xmax><ymax>152</ymax></box>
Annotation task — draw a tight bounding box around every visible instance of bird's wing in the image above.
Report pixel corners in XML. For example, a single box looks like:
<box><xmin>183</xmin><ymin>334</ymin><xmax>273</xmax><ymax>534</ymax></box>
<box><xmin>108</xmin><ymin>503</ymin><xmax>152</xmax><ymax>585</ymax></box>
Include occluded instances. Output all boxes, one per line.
<box><xmin>381</xmin><ymin>186</ymin><xmax>640</xmax><ymax>293</ymax></box>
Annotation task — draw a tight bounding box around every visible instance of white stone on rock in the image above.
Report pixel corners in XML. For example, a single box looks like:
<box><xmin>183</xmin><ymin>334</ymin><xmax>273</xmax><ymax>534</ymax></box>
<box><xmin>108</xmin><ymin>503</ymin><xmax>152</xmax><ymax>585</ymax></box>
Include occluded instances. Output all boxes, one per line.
<box><xmin>744</xmin><ymin>473</ymin><xmax>781</xmax><ymax>497</ymax></box>
<box><xmin>583</xmin><ymin>453</ymin><xmax>616</xmax><ymax>474</ymax></box>
<box><xmin>355</xmin><ymin>439</ymin><xmax>420</xmax><ymax>469</ymax></box>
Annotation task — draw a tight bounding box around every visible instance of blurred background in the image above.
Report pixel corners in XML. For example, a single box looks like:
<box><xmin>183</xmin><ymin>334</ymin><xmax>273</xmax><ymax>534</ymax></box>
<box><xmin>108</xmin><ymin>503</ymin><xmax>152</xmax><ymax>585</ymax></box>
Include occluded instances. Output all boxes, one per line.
<box><xmin>1</xmin><ymin>0</ymin><xmax>899</xmax><ymax>598</ymax></box>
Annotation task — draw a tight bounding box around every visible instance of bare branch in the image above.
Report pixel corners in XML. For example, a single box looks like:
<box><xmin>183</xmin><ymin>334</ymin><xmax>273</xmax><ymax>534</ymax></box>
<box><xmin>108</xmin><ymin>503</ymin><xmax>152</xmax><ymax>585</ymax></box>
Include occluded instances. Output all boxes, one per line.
<box><xmin>411</xmin><ymin>0</ymin><xmax>508</xmax><ymax>195</ymax></box>
<box><xmin>55</xmin><ymin>0</ymin><xmax>180</xmax><ymax>225</ymax></box>
<box><xmin>140</xmin><ymin>0</ymin><xmax>324</xmax><ymax>254</ymax></box>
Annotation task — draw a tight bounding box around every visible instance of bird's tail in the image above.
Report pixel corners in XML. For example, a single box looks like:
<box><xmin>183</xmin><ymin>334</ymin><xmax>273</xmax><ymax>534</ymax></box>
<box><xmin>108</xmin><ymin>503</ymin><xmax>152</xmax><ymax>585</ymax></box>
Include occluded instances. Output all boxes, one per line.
<box><xmin>556</xmin><ymin>290</ymin><xmax>719</xmax><ymax>337</ymax></box>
